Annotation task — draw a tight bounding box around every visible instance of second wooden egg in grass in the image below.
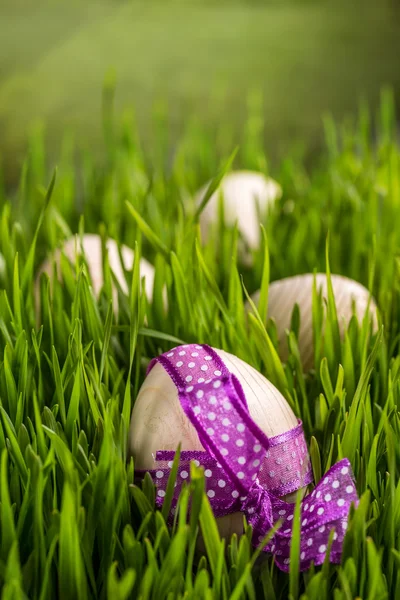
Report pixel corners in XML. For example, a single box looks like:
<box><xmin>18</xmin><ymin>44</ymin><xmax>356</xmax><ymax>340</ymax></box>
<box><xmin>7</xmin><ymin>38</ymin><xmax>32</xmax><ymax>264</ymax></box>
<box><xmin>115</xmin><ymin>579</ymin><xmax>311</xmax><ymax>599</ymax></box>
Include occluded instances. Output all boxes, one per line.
<box><xmin>35</xmin><ymin>233</ymin><xmax>156</xmax><ymax>316</ymax></box>
<box><xmin>249</xmin><ymin>273</ymin><xmax>379</xmax><ymax>371</ymax></box>
<box><xmin>196</xmin><ymin>170</ymin><xmax>282</xmax><ymax>252</ymax></box>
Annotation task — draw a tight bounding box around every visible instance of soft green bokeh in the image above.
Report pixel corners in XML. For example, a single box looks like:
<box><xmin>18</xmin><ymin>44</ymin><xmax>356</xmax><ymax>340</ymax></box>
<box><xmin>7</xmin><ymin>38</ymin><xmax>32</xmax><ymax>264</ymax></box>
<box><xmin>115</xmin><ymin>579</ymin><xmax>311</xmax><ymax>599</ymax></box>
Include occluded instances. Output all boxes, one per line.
<box><xmin>1</xmin><ymin>0</ymin><xmax>400</xmax><ymax>185</ymax></box>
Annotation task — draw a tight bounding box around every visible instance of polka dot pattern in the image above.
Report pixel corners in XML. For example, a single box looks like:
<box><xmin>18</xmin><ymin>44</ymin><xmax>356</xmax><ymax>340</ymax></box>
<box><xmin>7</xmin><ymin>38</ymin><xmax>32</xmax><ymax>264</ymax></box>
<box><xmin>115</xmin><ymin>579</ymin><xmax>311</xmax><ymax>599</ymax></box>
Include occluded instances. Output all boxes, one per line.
<box><xmin>184</xmin><ymin>375</ymin><xmax>267</xmax><ymax>492</ymax></box>
<box><xmin>250</xmin><ymin>459</ymin><xmax>359</xmax><ymax>571</ymax></box>
<box><xmin>138</xmin><ymin>344</ymin><xmax>359</xmax><ymax>573</ymax></box>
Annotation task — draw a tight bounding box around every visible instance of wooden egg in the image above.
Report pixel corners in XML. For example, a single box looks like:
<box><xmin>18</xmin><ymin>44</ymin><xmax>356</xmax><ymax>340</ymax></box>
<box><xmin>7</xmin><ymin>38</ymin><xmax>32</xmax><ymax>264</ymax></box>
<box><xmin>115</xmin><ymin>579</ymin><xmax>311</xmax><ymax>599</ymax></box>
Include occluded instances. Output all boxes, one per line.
<box><xmin>196</xmin><ymin>171</ymin><xmax>282</xmax><ymax>250</ymax></box>
<box><xmin>249</xmin><ymin>273</ymin><xmax>379</xmax><ymax>370</ymax></box>
<box><xmin>129</xmin><ymin>348</ymin><xmax>305</xmax><ymax>540</ymax></box>
<box><xmin>35</xmin><ymin>233</ymin><xmax>156</xmax><ymax>313</ymax></box>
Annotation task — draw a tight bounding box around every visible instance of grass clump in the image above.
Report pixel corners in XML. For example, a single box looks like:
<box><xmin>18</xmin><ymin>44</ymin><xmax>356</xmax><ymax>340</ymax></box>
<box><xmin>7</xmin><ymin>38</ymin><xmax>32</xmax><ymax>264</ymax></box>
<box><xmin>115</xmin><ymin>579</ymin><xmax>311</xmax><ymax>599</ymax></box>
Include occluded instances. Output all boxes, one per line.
<box><xmin>0</xmin><ymin>88</ymin><xmax>399</xmax><ymax>599</ymax></box>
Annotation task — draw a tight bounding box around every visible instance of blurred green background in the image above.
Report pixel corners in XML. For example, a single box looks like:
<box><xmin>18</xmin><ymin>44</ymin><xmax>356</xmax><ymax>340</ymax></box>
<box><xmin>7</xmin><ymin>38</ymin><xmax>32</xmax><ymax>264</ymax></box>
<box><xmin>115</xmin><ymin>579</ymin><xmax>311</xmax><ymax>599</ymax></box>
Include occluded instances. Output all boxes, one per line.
<box><xmin>1</xmin><ymin>0</ymin><xmax>400</xmax><ymax>187</ymax></box>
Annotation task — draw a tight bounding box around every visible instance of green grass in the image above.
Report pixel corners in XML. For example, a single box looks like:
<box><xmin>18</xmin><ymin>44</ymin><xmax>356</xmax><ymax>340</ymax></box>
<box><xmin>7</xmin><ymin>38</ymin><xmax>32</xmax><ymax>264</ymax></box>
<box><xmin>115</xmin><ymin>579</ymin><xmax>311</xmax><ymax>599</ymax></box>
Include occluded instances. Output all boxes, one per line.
<box><xmin>1</xmin><ymin>0</ymin><xmax>400</xmax><ymax>186</ymax></box>
<box><xmin>1</xmin><ymin>87</ymin><xmax>400</xmax><ymax>599</ymax></box>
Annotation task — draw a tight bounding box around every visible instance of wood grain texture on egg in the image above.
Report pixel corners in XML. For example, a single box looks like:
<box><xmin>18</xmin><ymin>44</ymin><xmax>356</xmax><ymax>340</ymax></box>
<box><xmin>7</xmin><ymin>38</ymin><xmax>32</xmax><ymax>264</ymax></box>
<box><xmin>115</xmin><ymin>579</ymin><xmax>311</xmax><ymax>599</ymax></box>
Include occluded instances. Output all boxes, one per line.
<box><xmin>35</xmin><ymin>233</ymin><xmax>155</xmax><ymax>312</ymax></box>
<box><xmin>250</xmin><ymin>273</ymin><xmax>379</xmax><ymax>370</ymax></box>
<box><xmin>129</xmin><ymin>348</ymin><xmax>302</xmax><ymax>539</ymax></box>
<box><xmin>196</xmin><ymin>171</ymin><xmax>282</xmax><ymax>250</ymax></box>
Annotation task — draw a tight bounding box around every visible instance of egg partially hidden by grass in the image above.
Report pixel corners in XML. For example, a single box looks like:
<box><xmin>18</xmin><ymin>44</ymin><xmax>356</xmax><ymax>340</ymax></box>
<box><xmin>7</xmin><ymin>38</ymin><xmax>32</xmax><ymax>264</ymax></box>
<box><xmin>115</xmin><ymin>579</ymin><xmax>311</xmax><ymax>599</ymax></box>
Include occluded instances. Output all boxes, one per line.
<box><xmin>35</xmin><ymin>233</ymin><xmax>156</xmax><ymax>314</ymax></box>
<box><xmin>249</xmin><ymin>273</ymin><xmax>379</xmax><ymax>371</ymax></box>
<box><xmin>196</xmin><ymin>171</ymin><xmax>282</xmax><ymax>250</ymax></box>
<box><xmin>129</xmin><ymin>347</ymin><xmax>308</xmax><ymax>541</ymax></box>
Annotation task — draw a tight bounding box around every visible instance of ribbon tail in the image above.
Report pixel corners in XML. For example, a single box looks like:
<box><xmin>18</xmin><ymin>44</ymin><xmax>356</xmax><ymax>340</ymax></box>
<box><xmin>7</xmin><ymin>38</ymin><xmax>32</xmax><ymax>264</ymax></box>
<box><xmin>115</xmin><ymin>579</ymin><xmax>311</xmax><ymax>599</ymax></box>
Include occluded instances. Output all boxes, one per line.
<box><xmin>262</xmin><ymin>458</ymin><xmax>359</xmax><ymax>572</ymax></box>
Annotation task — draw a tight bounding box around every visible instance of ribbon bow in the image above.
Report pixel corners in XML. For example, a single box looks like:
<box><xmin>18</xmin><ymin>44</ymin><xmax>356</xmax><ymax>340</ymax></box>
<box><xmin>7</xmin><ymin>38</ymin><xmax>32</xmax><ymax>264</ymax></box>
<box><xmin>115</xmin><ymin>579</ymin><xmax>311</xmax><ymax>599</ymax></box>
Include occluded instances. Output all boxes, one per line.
<box><xmin>139</xmin><ymin>344</ymin><xmax>358</xmax><ymax>572</ymax></box>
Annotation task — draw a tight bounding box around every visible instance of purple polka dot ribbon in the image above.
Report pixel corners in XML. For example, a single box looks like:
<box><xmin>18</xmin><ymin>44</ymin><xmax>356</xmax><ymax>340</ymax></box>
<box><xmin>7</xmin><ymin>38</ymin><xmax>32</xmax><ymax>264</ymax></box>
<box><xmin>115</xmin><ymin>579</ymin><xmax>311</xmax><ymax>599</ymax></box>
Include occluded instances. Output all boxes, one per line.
<box><xmin>137</xmin><ymin>344</ymin><xmax>359</xmax><ymax>571</ymax></box>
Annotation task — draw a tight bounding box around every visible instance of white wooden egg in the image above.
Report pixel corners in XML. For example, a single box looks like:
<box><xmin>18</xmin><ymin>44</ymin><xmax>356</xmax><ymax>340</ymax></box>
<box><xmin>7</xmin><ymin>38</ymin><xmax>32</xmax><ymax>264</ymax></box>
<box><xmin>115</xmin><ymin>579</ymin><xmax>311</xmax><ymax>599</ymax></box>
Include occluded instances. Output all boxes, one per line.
<box><xmin>196</xmin><ymin>171</ymin><xmax>282</xmax><ymax>250</ymax></box>
<box><xmin>129</xmin><ymin>348</ymin><xmax>303</xmax><ymax>540</ymax></box>
<box><xmin>250</xmin><ymin>273</ymin><xmax>379</xmax><ymax>370</ymax></box>
<box><xmin>35</xmin><ymin>233</ymin><xmax>156</xmax><ymax>313</ymax></box>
